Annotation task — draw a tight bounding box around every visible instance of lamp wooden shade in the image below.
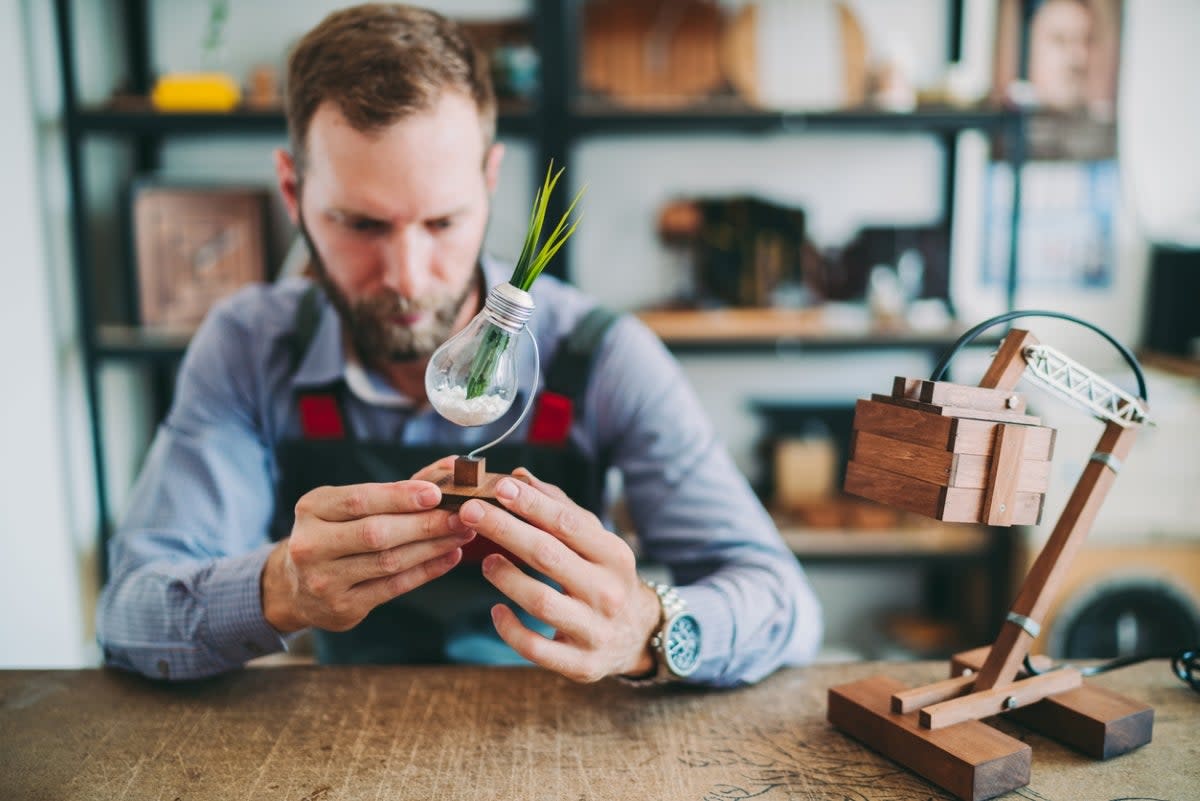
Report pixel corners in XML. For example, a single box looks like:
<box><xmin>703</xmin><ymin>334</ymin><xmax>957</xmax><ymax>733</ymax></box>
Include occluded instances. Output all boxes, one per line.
<box><xmin>844</xmin><ymin>377</ymin><xmax>1056</xmax><ymax>526</ymax></box>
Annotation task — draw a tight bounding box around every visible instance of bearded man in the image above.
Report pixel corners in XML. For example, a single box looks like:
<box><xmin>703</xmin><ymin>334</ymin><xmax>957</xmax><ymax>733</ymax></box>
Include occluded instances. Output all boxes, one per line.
<box><xmin>98</xmin><ymin>4</ymin><xmax>821</xmax><ymax>687</ymax></box>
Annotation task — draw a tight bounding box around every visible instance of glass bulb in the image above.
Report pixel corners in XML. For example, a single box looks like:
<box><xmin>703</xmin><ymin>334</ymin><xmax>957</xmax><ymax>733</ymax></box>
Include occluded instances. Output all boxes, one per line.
<box><xmin>425</xmin><ymin>283</ymin><xmax>534</xmax><ymax>427</ymax></box>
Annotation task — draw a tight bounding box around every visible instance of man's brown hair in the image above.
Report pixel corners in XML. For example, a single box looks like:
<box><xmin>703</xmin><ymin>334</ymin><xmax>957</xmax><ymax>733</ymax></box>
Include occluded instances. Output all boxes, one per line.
<box><xmin>285</xmin><ymin>3</ymin><xmax>496</xmax><ymax>171</ymax></box>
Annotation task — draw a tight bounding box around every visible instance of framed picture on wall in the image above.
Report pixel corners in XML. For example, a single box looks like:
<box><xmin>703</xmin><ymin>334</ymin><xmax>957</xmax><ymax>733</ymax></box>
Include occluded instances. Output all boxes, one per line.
<box><xmin>133</xmin><ymin>183</ymin><xmax>270</xmax><ymax>330</ymax></box>
<box><xmin>991</xmin><ymin>0</ymin><xmax>1122</xmax><ymax>159</ymax></box>
<box><xmin>982</xmin><ymin>159</ymin><xmax>1119</xmax><ymax>290</ymax></box>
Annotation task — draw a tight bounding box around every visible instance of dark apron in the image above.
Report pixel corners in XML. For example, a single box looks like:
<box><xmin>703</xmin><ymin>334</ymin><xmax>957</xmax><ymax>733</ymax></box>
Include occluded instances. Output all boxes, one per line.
<box><xmin>269</xmin><ymin>287</ymin><xmax>617</xmax><ymax>665</ymax></box>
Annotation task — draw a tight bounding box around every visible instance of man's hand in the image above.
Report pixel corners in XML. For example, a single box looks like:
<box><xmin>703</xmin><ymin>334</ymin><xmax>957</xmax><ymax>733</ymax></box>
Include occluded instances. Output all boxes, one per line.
<box><xmin>457</xmin><ymin>469</ymin><xmax>662</xmax><ymax>683</ymax></box>
<box><xmin>262</xmin><ymin>469</ymin><xmax>474</xmax><ymax>634</ymax></box>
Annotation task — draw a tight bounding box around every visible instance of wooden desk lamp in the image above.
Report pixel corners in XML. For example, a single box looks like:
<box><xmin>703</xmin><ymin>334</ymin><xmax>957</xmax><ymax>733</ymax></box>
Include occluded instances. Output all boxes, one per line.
<box><xmin>828</xmin><ymin>315</ymin><xmax>1154</xmax><ymax>801</ymax></box>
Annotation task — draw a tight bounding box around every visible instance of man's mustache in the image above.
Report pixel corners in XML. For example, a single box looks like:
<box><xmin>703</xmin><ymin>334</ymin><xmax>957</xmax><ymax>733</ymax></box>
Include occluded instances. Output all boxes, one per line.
<box><xmin>361</xmin><ymin>292</ymin><xmax>441</xmax><ymax>317</ymax></box>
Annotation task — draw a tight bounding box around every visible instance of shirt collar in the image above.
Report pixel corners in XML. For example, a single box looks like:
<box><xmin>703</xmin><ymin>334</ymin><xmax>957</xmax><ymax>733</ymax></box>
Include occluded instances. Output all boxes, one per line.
<box><xmin>289</xmin><ymin>255</ymin><xmax>514</xmax><ymax>394</ymax></box>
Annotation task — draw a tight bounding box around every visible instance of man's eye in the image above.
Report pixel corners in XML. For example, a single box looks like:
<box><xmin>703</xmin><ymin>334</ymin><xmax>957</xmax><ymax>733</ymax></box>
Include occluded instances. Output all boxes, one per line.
<box><xmin>426</xmin><ymin>218</ymin><xmax>454</xmax><ymax>232</ymax></box>
<box><xmin>346</xmin><ymin>218</ymin><xmax>386</xmax><ymax>234</ymax></box>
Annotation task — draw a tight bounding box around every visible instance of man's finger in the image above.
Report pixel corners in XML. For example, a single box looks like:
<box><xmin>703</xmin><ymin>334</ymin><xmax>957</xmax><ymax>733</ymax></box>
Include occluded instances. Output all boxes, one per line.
<box><xmin>481</xmin><ymin>554</ymin><xmax>593</xmax><ymax>642</ymax></box>
<box><xmin>300</xmin><ymin>480</ymin><xmax>442</xmax><ymax>523</ymax></box>
<box><xmin>458</xmin><ymin>499</ymin><xmax>591</xmax><ymax>589</ymax></box>
<box><xmin>490</xmin><ymin>605</ymin><xmax>599</xmax><ymax>683</ymax></box>
<box><xmin>338</xmin><ymin>530</ymin><xmax>476</xmax><ymax>586</ymax></box>
<box><xmin>490</xmin><ymin>477</ymin><xmax>611</xmax><ymax>563</ymax></box>
<box><xmin>411</xmin><ymin>455</ymin><xmax>458</xmax><ymax>483</ymax></box>
<box><xmin>307</xmin><ymin>509</ymin><xmax>468</xmax><ymax>561</ymax></box>
<box><xmin>352</xmin><ymin>548</ymin><xmax>465</xmax><ymax>609</ymax></box>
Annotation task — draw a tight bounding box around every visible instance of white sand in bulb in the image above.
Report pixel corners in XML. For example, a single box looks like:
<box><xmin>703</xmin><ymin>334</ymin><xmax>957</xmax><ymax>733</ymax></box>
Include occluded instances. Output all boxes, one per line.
<box><xmin>429</xmin><ymin>385</ymin><xmax>512</xmax><ymax>426</ymax></box>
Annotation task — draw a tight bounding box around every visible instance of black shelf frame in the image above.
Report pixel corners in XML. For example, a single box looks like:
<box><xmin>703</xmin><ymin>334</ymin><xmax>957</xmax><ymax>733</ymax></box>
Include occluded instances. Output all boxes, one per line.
<box><xmin>56</xmin><ymin>0</ymin><xmax>1025</xmax><ymax>582</ymax></box>
<box><xmin>649</xmin><ymin>332</ymin><xmax>1005</xmax><ymax>357</ymax></box>
<box><xmin>570</xmin><ymin>104</ymin><xmax>1020</xmax><ymax>136</ymax></box>
<box><xmin>74</xmin><ymin>105</ymin><xmax>537</xmax><ymax>137</ymax></box>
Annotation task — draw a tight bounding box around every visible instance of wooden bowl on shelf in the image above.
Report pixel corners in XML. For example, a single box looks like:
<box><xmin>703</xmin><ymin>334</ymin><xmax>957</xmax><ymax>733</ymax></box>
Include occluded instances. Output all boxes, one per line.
<box><xmin>581</xmin><ymin>0</ymin><xmax>726</xmax><ymax>109</ymax></box>
<box><xmin>720</xmin><ymin>0</ymin><xmax>868</xmax><ymax>110</ymax></box>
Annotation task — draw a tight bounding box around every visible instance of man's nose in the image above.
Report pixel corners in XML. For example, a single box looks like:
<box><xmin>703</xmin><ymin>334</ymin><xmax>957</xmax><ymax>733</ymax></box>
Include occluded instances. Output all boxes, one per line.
<box><xmin>381</xmin><ymin>226</ymin><xmax>431</xmax><ymax>298</ymax></box>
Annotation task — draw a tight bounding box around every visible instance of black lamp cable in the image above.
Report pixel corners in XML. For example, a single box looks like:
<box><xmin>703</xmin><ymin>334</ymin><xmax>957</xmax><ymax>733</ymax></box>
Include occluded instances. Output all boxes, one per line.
<box><xmin>1023</xmin><ymin>650</ymin><xmax>1200</xmax><ymax>694</ymax></box>
<box><xmin>929</xmin><ymin>309</ymin><xmax>1147</xmax><ymax>400</ymax></box>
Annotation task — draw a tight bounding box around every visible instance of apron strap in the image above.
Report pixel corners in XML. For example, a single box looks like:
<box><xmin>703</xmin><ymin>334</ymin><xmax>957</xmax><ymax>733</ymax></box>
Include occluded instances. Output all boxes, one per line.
<box><xmin>545</xmin><ymin>306</ymin><xmax>620</xmax><ymax>411</ymax></box>
<box><xmin>529</xmin><ymin>306</ymin><xmax>620</xmax><ymax>444</ymax></box>
<box><xmin>287</xmin><ymin>284</ymin><xmax>353</xmax><ymax>440</ymax></box>
<box><xmin>288</xmin><ymin>283</ymin><xmax>324</xmax><ymax>373</ymax></box>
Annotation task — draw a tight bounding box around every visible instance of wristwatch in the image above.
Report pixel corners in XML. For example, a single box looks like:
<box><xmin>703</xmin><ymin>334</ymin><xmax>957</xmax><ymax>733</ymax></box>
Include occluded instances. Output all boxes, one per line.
<box><xmin>621</xmin><ymin>580</ymin><xmax>702</xmax><ymax>684</ymax></box>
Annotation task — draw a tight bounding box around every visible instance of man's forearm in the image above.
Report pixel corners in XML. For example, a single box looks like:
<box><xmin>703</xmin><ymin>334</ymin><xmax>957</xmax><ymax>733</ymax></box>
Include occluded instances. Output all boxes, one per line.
<box><xmin>97</xmin><ymin>544</ymin><xmax>286</xmax><ymax>680</ymax></box>
<box><xmin>678</xmin><ymin>560</ymin><xmax>822</xmax><ymax>688</ymax></box>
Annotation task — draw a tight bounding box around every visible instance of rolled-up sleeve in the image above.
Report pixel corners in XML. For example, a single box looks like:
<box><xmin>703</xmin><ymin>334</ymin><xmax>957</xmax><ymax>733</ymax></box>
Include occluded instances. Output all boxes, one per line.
<box><xmin>97</xmin><ymin>297</ymin><xmax>285</xmax><ymax>680</ymax></box>
<box><xmin>588</xmin><ymin>317</ymin><xmax>822</xmax><ymax>687</ymax></box>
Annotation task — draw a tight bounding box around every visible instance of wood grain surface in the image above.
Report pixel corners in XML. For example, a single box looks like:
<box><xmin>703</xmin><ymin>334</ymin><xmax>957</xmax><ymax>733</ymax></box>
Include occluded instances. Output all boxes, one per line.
<box><xmin>0</xmin><ymin>661</ymin><xmax>1194</xmax><ymax>801</ymax></box>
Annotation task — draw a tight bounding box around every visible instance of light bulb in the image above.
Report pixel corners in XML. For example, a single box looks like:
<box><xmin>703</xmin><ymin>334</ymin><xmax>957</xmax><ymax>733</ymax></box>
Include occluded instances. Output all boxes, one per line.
<box><xmin>425</xmin><ymin>282</ymin><xmax>535</xmax><ymax>427</ymax></box>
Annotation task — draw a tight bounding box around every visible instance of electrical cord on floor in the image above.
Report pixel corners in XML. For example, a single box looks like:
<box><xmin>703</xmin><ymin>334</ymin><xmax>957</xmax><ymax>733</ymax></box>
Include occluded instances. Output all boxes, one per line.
<box><xmin>1022</xmin><ymin>650</ymin><xmax>1200</xmax><ymax>693</ymax></box>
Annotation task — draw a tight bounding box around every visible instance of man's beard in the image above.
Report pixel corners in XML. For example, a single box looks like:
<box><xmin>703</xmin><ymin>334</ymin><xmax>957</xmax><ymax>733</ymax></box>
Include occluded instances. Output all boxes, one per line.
<box><xmin>298</xmin><ymin>216</ymin><xmax>476</xmax><ymax>365</ymax></box>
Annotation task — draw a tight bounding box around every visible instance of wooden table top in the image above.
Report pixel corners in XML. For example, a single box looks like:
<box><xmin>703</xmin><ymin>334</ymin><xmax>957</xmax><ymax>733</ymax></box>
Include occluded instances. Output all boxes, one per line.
<box><xmin>1</xmin><ymin>660</ymin><xmax>1195</xmax><ymax>801</ymax></box>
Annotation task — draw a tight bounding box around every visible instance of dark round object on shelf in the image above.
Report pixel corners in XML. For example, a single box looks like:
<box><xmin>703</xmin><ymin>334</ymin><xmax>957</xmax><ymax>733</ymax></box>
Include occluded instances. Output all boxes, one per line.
<box><xmin>1049</xmin><ymin>577</ymin><xmax>1200</xmax><ymax>660</ymax></box>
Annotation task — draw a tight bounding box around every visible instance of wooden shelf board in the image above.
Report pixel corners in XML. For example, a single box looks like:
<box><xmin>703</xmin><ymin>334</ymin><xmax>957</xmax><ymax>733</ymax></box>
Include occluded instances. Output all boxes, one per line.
<box><xmin>779</xmin><ymin>522</ymin><xmax>991</xmax><ymax>559</ymax></box>
<box><xmin>573</xmin><ymin>97</ymin><xmax>1018</xmax><ymax>134</ymax></box>
<box><xmin>637</xmin><ymin>308</ymin><xmax>976</xmax><ymax>350</ymax></box>
<box><xmin>75</xmin><ymin>98</ymin><xmax>534</xmax><ymax>137</ymax></box>
<box><xmin>95</xmin><ymin>324</ymin><xmax>191</xmax><ymax>360</ymax></box>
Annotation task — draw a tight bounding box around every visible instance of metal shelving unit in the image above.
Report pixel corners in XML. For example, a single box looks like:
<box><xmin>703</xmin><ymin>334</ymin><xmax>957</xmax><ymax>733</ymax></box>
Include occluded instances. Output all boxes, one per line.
<box><xmin>56</xmin><ymin>0</ymin><xmax>1025</xmax><ymax>595</ymax></box>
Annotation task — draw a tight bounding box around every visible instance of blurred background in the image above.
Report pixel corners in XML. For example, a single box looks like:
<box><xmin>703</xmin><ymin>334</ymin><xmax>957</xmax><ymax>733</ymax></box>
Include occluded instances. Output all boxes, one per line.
<box><xmin>3</xmin><ymin>0</ymin><xmax>1199</xmax><ymax>668</ymax></box>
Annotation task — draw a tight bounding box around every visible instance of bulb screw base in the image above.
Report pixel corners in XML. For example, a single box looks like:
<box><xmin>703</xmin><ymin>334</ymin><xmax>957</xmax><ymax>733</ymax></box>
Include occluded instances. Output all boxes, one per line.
<box><xmin>483</xmin><ymin>283</ymin><xmax>535</xmax><ymax>334</ymax></box>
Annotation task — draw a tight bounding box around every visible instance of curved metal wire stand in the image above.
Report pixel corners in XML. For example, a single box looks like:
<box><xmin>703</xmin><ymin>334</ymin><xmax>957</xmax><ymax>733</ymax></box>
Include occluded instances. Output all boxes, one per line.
<box><xmin>468</xmin><ymin>326</ymin><xmax>540</xmax><ymax>461</ymax></box>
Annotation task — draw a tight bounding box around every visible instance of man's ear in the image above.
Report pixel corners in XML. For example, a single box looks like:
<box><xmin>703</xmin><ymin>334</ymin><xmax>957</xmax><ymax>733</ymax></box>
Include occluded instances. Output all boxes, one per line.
<box><xmin>274</xmin><ymin>148</ymin><xmax>300</xmax><ymax>224</ymax></box>
<box><xmin>483</xmin><ymin>142</ymin><xmax>505</xmax><ymax>194</ymax></box>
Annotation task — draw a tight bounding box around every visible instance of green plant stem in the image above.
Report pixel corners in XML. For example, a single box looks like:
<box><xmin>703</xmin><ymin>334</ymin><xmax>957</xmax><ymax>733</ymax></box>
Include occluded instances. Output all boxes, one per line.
<box><xmin>465</xmin><ymin>325</ymin><xmax>510</xmax><ymax>400</ymax></box>
<box><xmin>463</xmin><ymin>161</ymin><xmax>584</xmax><ymax>401</ymax></box>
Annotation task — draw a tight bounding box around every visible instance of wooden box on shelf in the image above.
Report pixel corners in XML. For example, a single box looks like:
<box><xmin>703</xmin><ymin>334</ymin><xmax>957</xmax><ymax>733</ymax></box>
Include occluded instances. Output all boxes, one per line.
<box><xmin>133</xmin><ymin>183</ymin><xmax>270</xmax><ymax>331</ymax></box>
<box><xmin>844</xmin><ymin>376</ymin><xmax>1055</xmax><ymax>526</ymax></box>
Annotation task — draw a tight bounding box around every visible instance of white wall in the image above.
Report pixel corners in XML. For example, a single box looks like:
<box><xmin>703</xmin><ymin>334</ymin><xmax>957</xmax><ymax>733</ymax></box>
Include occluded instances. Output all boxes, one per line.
<box><xmin>0</xmin><ymin>0</ymin><xmax>91</xmax><ymax>667</ymax></box>
<box><xmin>8</xmin><ymin>0</ymin><xmax>1199</xmax><ymax>664</ymax></box>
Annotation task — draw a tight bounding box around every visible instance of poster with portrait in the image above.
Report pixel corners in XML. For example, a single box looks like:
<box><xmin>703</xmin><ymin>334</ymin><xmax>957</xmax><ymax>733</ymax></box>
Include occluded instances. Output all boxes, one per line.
<box><xmin>991</xmin><ymin>0</ymin><xmax>1122</xmax><ymax>160</ymax></box>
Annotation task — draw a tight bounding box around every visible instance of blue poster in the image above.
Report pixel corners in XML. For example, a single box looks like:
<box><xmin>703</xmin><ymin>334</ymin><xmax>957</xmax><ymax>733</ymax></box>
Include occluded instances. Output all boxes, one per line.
<box><xmin>983</xmin><ymin>160</ymin><xmax>1119</xmax><ymax>289</ymax></box>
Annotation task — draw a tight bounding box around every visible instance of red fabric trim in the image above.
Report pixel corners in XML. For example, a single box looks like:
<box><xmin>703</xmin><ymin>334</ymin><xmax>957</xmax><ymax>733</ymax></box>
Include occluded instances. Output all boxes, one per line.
<box><xmin>528</xmin><ymin>391</ymin><xmax>573</xmax><ymax>445</ymax></box>
<box><xmin>460</xmin><ymin>535</ymin><xmax>523</xmax><ymax>566</ymax></box>
<box><xmin>298</xmin><ymin>393</ymin><xmax>345</xmax><ymax>439</ymax></box>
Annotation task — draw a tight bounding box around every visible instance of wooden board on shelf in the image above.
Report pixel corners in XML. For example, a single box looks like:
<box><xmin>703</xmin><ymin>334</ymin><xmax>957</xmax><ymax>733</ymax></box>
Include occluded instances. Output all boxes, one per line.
<box><xmin>636</xmin><ymin>308</ymin><xmax>969</xmax><ymax>344</ymax></box>
<box><xmin>776</xmin><ymin>520</ymin><xmax>991</xmax><ymax>558</ymax></box>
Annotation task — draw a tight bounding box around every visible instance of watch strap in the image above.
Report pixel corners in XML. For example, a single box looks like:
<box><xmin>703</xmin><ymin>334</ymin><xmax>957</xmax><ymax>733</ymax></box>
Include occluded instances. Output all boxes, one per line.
<box><xmin>616</xmin><ymin>579</ymin><xmax>687</xmax><ymax>686</ymax></box>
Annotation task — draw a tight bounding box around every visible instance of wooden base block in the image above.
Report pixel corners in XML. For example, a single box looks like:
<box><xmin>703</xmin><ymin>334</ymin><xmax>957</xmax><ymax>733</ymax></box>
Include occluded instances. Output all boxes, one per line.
<box><xmin>828</xmin><ymin>675</ymin><xmax>1031</xmax><ymax>801</ymax></box>
<box><xmin>953</xmin><ymin>646</ymin><xmax>1154</xmax><ymax>759</ymax></box>
<box><xmin>1010</xmin><ymin>685</ymin><xmax>1154</xmax><ymax>760</ymax></box>
<box><xmin>428</xmin><ymin>465</ymin><xmax>507</xmax><ymax>511</ymax></box>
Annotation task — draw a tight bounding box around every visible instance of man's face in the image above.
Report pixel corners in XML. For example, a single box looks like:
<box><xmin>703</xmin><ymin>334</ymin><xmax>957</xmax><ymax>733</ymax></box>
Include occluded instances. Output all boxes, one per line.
<box><xmin>278</xmin><ymin>93</ymin><xmax>502</xmax><ymax>365</ymax></box>
<box><xmin>1029</xmin><ymin>0</ymin><xmax>1094</xmax><ymax>110</ymax></box>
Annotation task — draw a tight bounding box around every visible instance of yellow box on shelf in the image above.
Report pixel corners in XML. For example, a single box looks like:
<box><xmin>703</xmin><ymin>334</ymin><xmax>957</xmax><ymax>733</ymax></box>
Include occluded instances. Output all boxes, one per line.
<box><xmin>151</xmin><ymin>73</ymin><xmax>241</xmax><ymax>112</ymax></box>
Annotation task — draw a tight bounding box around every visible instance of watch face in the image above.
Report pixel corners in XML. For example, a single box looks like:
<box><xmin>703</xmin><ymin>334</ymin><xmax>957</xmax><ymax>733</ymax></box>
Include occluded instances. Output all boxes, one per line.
<box><xmin>664</xmin><ymin>613</ymin><xmax>701</xmax><ymax>676</ymax></box>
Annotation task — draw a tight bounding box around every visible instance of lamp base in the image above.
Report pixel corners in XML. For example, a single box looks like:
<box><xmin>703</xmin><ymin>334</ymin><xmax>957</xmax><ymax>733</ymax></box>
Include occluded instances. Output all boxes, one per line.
<box><xmin>430</xmin><ymin>455</ymin><xmax>508</xmax><ymax>511</ymax></box>
<box><xmin>827</xmin><ymin>645</ymin><xmax>1154</xmax><ymax>801</ymax></box>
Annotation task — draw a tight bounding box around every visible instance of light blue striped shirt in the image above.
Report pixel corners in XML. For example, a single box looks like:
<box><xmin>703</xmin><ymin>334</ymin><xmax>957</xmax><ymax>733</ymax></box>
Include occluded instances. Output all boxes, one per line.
<box><xmin>97</xmin><ymin>256</ymin><xmax>822</xmax><ymax>684</ymax></box>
